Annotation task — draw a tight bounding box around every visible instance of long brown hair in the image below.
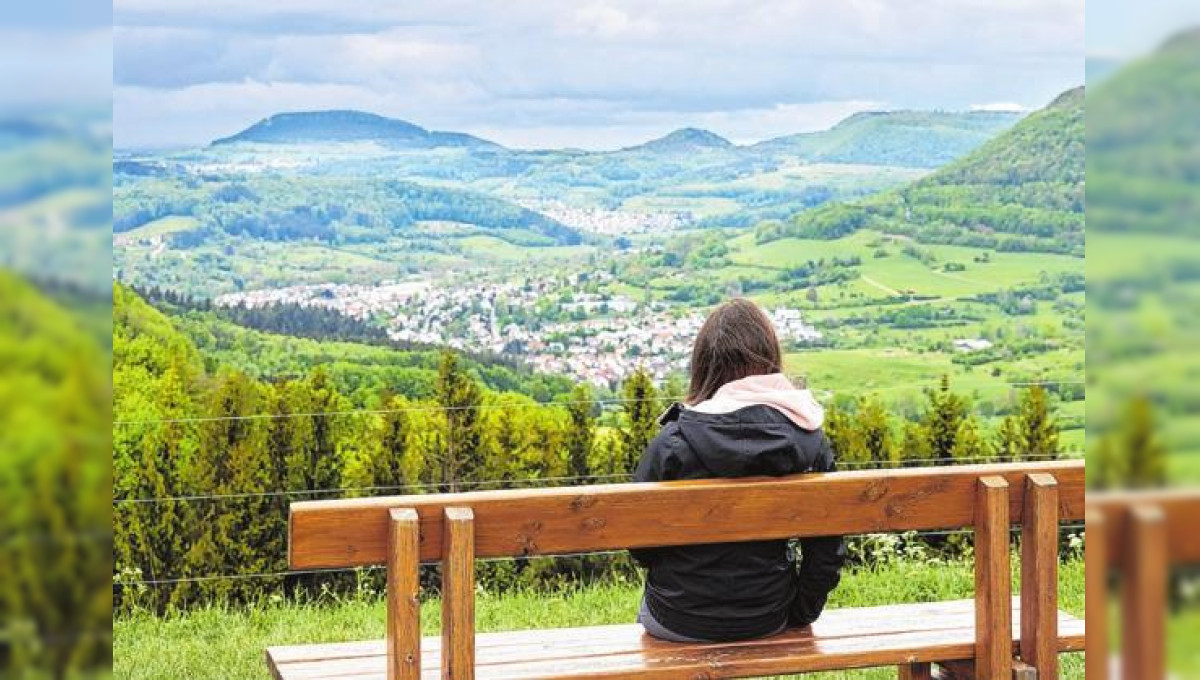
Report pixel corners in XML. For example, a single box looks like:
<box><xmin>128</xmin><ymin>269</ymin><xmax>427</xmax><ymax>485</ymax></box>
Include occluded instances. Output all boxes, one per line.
<box><xmin>686</xmin><ymin>298</ymin><xmax>783</xmax><ymax>405</ymax></box>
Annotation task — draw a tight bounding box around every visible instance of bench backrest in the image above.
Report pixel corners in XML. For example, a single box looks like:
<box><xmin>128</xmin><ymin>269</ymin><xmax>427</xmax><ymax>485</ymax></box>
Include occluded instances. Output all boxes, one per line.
<box><xmin>289</xmin><ymin>459</ymin><xmax>1085</xmax><ymax>569</ymax></box>
<box><xmin>1085</xmin><ymin>489</ymin><xmax>1200</xmax><ymax>680</ymax></box>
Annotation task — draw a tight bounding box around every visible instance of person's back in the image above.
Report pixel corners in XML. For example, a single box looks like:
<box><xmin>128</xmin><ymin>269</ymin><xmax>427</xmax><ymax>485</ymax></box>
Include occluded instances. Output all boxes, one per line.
<box><xmin>630</xmin><ymin>299</ymin><xmax>845</xmax><ymax>642</ymax></box>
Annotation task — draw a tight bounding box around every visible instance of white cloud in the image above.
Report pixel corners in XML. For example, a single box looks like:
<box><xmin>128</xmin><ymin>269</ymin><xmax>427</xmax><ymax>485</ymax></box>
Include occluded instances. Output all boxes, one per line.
<box><xmin>971</xmin><ymin>101</ymin><xmax>1030</xmax><ymax>113</ymax></box>
<box><xmin>113</xmin><ymin>0</ymin><xmax>1085</xmax><ymax>148</ymax></box>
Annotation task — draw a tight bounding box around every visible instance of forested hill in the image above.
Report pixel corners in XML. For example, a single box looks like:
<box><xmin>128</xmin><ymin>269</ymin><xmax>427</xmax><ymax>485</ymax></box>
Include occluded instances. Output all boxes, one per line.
<box><xmin>212</xmin><ymin>110</ymin><xmax>501</xmax><ymax>149</ymax></box>
<box><xmin>761</xmin><ymin>87</ymin><xmax>1084</xmax><ymax>255</ymax></box>
<box><xmin>114</xmin><ymin>283</ymin><xmax>575</xmax><ymax>404</ymax></box>
<box><xmin>1087</xmin><ymin>32</ymin><xmax>1199</xmax><ymax>237</ymax></box>
<box><xmin>752</xmin><ymin>110</ymin><xmax>1021</xmax><ymax>168</ymax></box>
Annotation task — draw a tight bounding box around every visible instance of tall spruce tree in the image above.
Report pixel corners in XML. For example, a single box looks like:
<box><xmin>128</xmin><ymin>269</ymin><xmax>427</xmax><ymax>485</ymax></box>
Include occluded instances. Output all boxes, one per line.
<box><xmin>565</xmin><ymin>383</ymin><xmax>595</xmax><ymax>484</ymax></box>
<box><xmin>993</xmin><ymin>415</ymin><xmax>1023</xmax><ymax>463</ymax></box>
<box><xmin>856</xmin><ymin>395</ymin><xmax>895</xmax><ymax>468</ymax></box>
<box><xmin>1018</xmin><ymin>385</ymin><xmax>1059</xmax><ymax>460</ymax></box>
<box><xmin>923</xmin><ymin>375</ymin><xmax>968</xmax><ymax>465</ymax></box>
<box><xmin>618</xmin><ymin>368</ymin><xmax>658</xmax><ymax>475</ymax></box>
<box><xmin>436</xmin><ymin>350</ymin><xmax>483</xmax><ymax>492</ymax></box>
<box><xmin>1122</xmin><ymin>395</ymin><xmax>1166</xmax><ymax>489</ymax></box>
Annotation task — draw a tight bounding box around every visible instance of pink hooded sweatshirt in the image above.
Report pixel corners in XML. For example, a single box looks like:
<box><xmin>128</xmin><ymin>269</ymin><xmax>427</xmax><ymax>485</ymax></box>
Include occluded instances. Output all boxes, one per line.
<box><xmin>688</xmin><ymin>373</ymin><xmax>825</xmax><ymax>431</ymax></box>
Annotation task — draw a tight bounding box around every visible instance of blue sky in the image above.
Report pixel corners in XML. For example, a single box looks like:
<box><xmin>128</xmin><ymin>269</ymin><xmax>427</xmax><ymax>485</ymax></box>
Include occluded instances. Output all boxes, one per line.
<box><xmin>113</xmin><ymin>0</ymin><xmax>1087</xmax><ymax>150</ymax></box>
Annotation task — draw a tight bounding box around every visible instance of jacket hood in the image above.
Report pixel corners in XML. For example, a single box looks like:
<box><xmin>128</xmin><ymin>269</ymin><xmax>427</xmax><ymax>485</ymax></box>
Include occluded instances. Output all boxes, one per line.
<box><xmin>675</xmin><ymin>377</ymin><xmax>828</xmax><ymax>478</ymax></box>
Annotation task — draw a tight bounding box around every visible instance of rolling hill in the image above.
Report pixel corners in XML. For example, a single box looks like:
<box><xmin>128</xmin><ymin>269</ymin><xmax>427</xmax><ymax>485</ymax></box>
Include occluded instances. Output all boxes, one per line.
<box><xmin>762</xmin><ymin>88</ymin><xmax>1084</xmax><ymax>255</ymax></box>
<box><xmin>211</xmin><ymin>110</ymin><xmax>502</xmax><ymax>149</ymax></box>
<box><xmin>753</xmin><ymin>110</ymin><xmax>1022</xmax><ymax>168</ymax></box>
<box><xmin>620</xmin><ymin>127</ymin><xmax>734</xmax><ymax>154</ymax></box>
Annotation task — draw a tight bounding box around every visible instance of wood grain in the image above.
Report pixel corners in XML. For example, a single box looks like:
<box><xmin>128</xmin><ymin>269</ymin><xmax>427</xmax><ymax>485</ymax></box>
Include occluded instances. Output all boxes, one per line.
<box><xmin>974</xmin><ymin>476</ymin><xmax>1011</xmax><ymax>680</ymax></box>
<box><xmin>266</xmin><ymin>599</ymin><xmax>1085</xmax><ymax>680</ymax></box>
<box><xmin>1018</xmin><ymin>474</ymin><xmax>1057</xmax><ymax>680</ymax></box>
<box><xmin>289</xmin><ymin>461</ymin><xmax>1084</xmax><ymax>569</ymax></box>
<box><xmin>388</xmin><ymin>509</ymin><xmax>421</xmax><ymax>680</ymax></box>
<box><xmin>442</xmin><ymin>508</ymin><xmax>475</xmax><ymax>680</ymax></box>
<box><xmin>1087</xmin><ymin>490</ymin><xmax>1200</xmax><ymax>567</ymax></box>
<box><xmin>1084</xmin><ymin>508</ymin><xmax>1107</xmax><ymax>680</ymax></box>
<box><xmin>1122</xmin><ymin>505</ymin><xmax>1166</xmax><ymax>680</ymax></box>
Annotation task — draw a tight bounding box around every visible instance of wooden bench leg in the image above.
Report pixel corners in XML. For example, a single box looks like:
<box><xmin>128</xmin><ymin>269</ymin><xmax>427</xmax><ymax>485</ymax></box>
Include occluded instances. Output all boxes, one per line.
<box><xmin>1085</xmin><ymin>508</ymin><xmax>1108</xmax><ymax>680</ymax></box>
<box><xmin>975</xmin><ymin>476</ymin><xmax>1012</xmax><ymax>680</ymax></box>
<box><xmin>388</xmin><ymin>508</ymin><xmax>421</xmax><ymax>680</ymax></box>
<box><xmin>1020</xmin><ymin>474</ymin><xmax>1058</xmax><ymax>680</ymax></box>
<box><xmin>442</xmin><ymin>507</ymin><xmax>476</xmax><ymax>680</ymax></box>
<box><xmin>899</xmin><ymin>662</ymin><xmax>933</xmax><ymax>679</ymax></box>
<box><xmin>1122</xmin><ymin>505</ymin><xmax>1166</xmax><ymax>680</ymax></box>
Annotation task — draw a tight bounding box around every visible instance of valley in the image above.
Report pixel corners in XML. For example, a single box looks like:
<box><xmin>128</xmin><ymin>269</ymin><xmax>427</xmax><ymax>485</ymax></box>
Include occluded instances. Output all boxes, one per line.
<box><xmin>113</xmin><ymin>92</ymin><xmax>1086</xmax><ymax>455</ymax></box>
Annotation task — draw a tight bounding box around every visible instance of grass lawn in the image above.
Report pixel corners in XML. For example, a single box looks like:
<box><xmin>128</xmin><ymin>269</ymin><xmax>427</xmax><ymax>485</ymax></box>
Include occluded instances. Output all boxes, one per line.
<box><xmin>114</xmin><ymin>558</ymin><xmax>1087</xmax><ymax>680</ymax></box>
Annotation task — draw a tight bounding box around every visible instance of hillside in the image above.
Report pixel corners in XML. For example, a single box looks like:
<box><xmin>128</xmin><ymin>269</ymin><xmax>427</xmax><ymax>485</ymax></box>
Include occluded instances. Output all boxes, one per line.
<box><xmin>620</xmin><ymin>127</ymin><xmax>733</xmax><ymax>154</ymax></box>
<box><xmin>211</xmin><ymin>110</ymin><xmax>501</xmax><ymax>149</ymax></box>
<box><xmin>753</xmin><ymin>110</ymin><xmax>1021</xmax><ymax>168</ymax></box>
<box><xmin>762</xmin><ymin>88</ymin><xmax>1084</xmax><ymax>255</ymax></box>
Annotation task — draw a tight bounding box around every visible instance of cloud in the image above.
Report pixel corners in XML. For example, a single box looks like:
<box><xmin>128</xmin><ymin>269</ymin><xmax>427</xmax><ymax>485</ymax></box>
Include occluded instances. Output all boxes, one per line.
<box><xmin>113</xmin><ymin>0</ymin><xmax>1085</xmax><ymax>148</ymax></box>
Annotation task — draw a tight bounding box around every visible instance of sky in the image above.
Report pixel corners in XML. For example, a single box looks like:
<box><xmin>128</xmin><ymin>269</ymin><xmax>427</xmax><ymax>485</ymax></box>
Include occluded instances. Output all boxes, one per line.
<box><xmin>112</xmin><ymin>0</ymin><xmax>1087</xmax><ymax>150</ymax></box>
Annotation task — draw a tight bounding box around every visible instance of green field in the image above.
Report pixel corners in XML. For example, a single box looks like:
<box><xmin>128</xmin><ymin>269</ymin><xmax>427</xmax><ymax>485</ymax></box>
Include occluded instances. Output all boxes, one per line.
<box><xmin>114</xmin><ymin>557</ymin><xmax>1091</xmax><ymax>680</ymax></box>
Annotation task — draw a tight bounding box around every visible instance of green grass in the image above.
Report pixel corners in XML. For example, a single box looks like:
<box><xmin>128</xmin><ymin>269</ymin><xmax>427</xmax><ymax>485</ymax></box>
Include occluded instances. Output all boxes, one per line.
<box><xmin>120</xmin><ymin>215</ymin><xmax>200</xmax><ymax>239</ymax></box>
<box><xmin>114</xmin><ymin>558</ymin><xmax>1086</xmax><ymax>680</ymax></box>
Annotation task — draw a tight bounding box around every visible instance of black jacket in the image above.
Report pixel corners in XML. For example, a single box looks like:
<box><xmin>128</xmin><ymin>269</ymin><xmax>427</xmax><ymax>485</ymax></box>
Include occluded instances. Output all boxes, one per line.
<box><xmin>630</xmin><ymin>403</ymin><xmax>846</xmax><ymax>641</ymax></box>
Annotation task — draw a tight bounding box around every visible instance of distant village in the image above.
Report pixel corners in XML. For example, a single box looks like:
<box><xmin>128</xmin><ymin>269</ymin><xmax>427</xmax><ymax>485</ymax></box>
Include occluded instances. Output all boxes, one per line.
<box><xmin>216</xmin><ymin>271</ymin><xmax>823</xmax><ymax>388</ymax></box>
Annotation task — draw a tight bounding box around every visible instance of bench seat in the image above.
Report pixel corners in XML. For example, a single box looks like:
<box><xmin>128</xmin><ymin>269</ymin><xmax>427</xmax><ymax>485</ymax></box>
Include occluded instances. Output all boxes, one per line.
<box><xmin>267</xmin><ymin>599</ymin><xmax>1085</xmax><ymax>679</ymax></box>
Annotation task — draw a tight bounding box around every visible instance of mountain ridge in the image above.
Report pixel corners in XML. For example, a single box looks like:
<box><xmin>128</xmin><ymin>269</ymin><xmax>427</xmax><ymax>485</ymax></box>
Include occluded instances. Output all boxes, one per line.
<box><xmin>211</xmin><ymin>110</ymin><xmax>502</xmax><ymax>149</ymax></box>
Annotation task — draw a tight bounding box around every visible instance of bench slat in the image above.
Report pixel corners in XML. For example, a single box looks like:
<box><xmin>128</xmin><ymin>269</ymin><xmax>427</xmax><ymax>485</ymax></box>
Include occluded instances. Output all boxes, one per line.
<box><xmin>267</xmin><ymin>600</ymin><xmax>1085</xmax><ymax>680</ymax></box>
<box><xmin>290</xmin><ymin>461</ymin><xmax>1084</xmax><ymax>569</ymax></box>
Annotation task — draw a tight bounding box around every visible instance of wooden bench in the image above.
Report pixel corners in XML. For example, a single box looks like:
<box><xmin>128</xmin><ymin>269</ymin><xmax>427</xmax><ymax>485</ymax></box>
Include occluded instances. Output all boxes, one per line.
<box><xmin>267</xmin><ymin>460</ymin><xmax>1085</xmax><ymax>679</ymax></box>
<box><xmin>1085</xmin><ymin>489</ymin><xmax>1200</xmax><ymax>680</ymax></box>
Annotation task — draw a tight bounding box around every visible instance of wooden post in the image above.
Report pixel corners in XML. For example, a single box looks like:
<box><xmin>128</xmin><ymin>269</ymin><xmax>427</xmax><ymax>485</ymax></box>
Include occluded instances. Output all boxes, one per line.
<box><xmin>1122</xmin><ymin>505</ymin><xmax>1166</xmax><ymax>680</ymax></box>
<box><xmin>1009</xmin><ymin>660</ymin><xmax>1036</xmax><ymax>680</ymax></box>
<box><xmin>975</xmin><ymin>476</ymin><xmax>1012</xmax><ymax>680</ymax></box>
<box><xmin>387</xmin><ymin>509</ymin><xmax>422</xmax><ymax>680</ymax></box>
<box><xmin>442</xmin><ymin>507</ymin><xmax>476</xmax><ymax>680</ymax></box>
<box><xmin>899</xmin><ymin>662</ymin><xmax>933</xmax><ymax>679</ymax></box>
<box><xmin>1085</xmin><ymin>508</ymin><xmax>1108</xmax><ymax>680</ymax></box>
<box><xmin>1019</xmin><ymin>474</ymin><xmax>1058</xmax><ymax>679</ymax></box>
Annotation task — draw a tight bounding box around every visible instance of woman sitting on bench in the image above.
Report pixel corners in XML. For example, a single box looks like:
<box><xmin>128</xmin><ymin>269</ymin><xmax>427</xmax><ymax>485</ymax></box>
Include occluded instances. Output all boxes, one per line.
<box><xmin>631</xmin><ymin>298</ymin><xmax>846</xmax><ymax>643</ymax></box>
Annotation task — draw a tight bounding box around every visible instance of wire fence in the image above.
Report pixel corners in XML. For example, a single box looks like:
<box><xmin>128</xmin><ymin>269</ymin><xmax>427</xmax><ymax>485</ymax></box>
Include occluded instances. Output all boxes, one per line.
<box><xmin>111</xmin><ymin>451</ymin><xmax>1078</xmax><ymax>506</ymax></box>
<box><xmin>112</xmin><ymin>377</ymin><xmax>1085</xmax><ymax>427</ymax></box>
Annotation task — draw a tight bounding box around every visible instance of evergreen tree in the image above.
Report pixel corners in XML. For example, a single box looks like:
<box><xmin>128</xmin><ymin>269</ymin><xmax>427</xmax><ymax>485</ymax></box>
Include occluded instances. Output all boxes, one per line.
<box><xmin>923</xmin><ymin>375</ymin><xmax>968</xmax><ymax>465</ymax></box>
<box><xmin>1018</xmin><ymin>385</ymin><xmax>1059</xmax><ymax>460</ymax></box>
<box><xmin>952</xmin><ymin>416</ymin><xmax>989</xmax><ymax>463</ymax></box>
<box><xmin>618</xmin><ymin>368</ymin><xmax>659</xmax><ymax>475</ymax></box>
<box><xmin>436</xmin><ymin>350</ymin><xmax>483</xmax><ymax>492</ymax></box>
<box><xmin>993</xmin><ymin>415</ymin><xmax>1023</xmax><ymax>463</ymax></box>
<box><xmin>1122</xmin><ymin>395</ymin><xmax>1166</xmax><ymax>489</ymax></box>
<box><xmin>1089</xmin><ymin>434</ymin><xmax>1123</xmax><ymax>490</ymax></box>
<box><xmin>825</xmin><ymin>402</ymin><xmax>867</xmax><ymax>467</ymax></box>
<box><xmin>565</xmin><ymin>383</ymin><xmax>595</xmax><ymax>484</ymax></box>
<box><xmin>856</xmin><ymin>396</ymin><xmax>895</xmax><ymax>468</ymax></box>
<box><xmin>366</xmin><ymin>393</ymin><xmax>413</xmax><ymax>492</ymax></box>
<box><xmin>899</xmin><ymin>419</ymin><xmax>930</xmax><ymax>467</ymax></box>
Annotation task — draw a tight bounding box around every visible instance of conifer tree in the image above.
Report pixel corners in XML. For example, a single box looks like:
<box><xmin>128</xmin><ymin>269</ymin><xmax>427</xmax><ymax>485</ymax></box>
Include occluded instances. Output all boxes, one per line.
<box><xmin>923</xmin><ymin>375</ymin><xmax>968</xmax><ymax>465</ymax></box>
<box><xmin>825</xmin><ymin>402</ymin><xmax>867</xmax><ymax>467</ymax></box>
<box><xmin>565</xmin><ymin>383</ymin><xmax>595</xmax><ymax>484</ymax></box>
<box><xmin>952</xmin><ymin>416</ymin><xmax>989</xmax><ymax>463</ymax></box>
<box><xmin>1018</xmin><ymin>385</ymin><xmax>1059</xmax><ymax>460</ymax></box>
<box><xmin>856</xmin><ymin>396</ymin><xmax>895</xmax><ymax>467</ymax></box>
<box><xmin>1122</xmin><ymin>395</ymin><xmax>1166</xmax><ymax>489</ymax></box>
<box><xmin>436</xmin><ymin>350</ymin><xmax>483</xmax><ymax>492</ymax></box>
<box><xmin>618</xmin><ymin>368</ymin><xmax>658</xmax><ymax>475</ymax></box>
<box><xmin>899</xmin><ymin>419</ymin><xmax>930</xmax><ymax>467</ymax></box>
<box><xmin>993</xmin><ymin>415</ymin><xmax>1023</xmax><ymax>462</ymax></box>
